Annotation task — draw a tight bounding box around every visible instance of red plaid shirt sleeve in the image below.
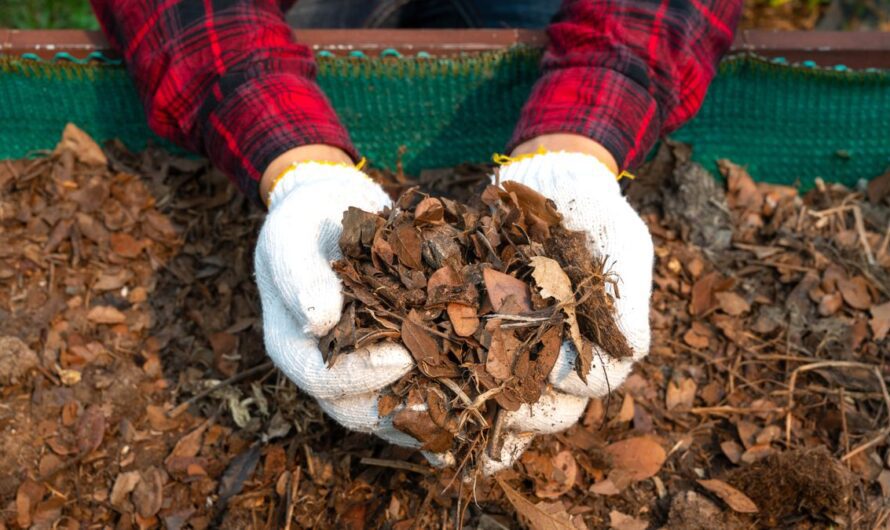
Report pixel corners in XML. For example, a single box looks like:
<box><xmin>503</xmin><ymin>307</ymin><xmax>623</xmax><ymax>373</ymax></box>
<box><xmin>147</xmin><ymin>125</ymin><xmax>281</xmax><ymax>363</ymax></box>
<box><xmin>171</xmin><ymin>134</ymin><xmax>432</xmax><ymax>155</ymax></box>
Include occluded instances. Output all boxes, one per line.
<box><xmin>90</xmin><ymin>0</ymin><xmax>355</xmax><ymax>205</ymax></box>
<box><xmin>511</xmin><ymin>0</ymin><xmax>743</xmax><ymax>170</ymax></box>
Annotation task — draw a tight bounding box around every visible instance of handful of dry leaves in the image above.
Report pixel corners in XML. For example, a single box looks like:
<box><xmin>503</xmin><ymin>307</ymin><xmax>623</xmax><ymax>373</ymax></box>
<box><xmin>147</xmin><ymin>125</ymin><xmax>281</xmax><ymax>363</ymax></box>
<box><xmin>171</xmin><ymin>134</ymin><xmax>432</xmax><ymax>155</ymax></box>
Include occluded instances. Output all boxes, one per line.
<box><xmin>320</xmin><ymin>180</ymin><xmax>632</xmax><ymax>468</ymax></box>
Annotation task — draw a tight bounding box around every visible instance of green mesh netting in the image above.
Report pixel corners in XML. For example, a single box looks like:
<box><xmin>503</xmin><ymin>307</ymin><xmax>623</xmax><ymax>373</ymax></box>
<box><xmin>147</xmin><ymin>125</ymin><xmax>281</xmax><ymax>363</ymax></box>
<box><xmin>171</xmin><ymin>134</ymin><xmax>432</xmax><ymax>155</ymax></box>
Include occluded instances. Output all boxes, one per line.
<box><xmin>2</xmin><ymin>49</ymin><xmax>888</xmax><ymax>188</ymax></box>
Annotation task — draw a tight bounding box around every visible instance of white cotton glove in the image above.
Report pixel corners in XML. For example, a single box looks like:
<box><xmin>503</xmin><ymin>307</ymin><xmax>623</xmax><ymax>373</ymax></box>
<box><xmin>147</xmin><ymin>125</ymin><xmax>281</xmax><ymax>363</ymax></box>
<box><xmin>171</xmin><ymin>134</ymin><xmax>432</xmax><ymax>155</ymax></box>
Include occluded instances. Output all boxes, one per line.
<box><xmin>480</xmin><ymin>151</ymin><xmax>654</xmax><ymax>474</ymax></box>
<box><xmin>255</xmin><ymin>162</ymin><xmax>417</xmax><ymax>445</ymax></box>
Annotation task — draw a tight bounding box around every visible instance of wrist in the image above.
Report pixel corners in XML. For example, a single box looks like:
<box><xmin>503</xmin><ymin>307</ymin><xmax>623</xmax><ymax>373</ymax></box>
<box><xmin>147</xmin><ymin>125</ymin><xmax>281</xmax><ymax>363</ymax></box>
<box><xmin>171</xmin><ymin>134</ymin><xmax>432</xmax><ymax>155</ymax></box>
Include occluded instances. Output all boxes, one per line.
<box><xmin>261</xmin><ymin>145</ymin><xmax>355</xmax><ymax>204</ymax></box>
<box><xmin>511</xmin><ymin>134</ymin><xmax>619</xmax><ymax>176</ymax></box>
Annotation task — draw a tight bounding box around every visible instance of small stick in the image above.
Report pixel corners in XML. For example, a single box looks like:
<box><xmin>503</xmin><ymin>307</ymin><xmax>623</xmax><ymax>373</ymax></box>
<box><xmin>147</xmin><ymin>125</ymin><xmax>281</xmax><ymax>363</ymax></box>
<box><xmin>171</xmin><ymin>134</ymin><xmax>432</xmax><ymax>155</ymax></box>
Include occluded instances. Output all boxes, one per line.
<box><xmin>360</xmin><ymin>457</ymin><xmax>431</xmax><ymax>475</ymax></box>
<box><xmin>852</xmin><ymin>205</ymin><xmax>876</xmax><ymax>265</ymax></box>
<box><xmin>785</xmin><ymin>361</ymin><xmax>890</xmax><ymax>447</ymax></box>
<box><xmin>474</xmin><ymin>229</ymin><xmax>504</xmax><ymax>270</ymax></box>
<box><xmin>167</xmin><ymin>361</ymin><xmax>275</xmax><ymax>418</ymax></box>
<box><xmin>839</xmin><ymin>387</ymin><xmax>850</xmax><ymax>456</ymax></box>
<box><xmin>691</xmin><ymin>406</ymin><xmax>779</xmax><ymax>416</ymax></box>
<box><xmin>841</xmin><ymin>428</ymin><xmax>890</xmax><ymax>462</ymax></box>
<box><xmin>284</xmin><ymin>465</ymin><xmax>301</xmax><ymax>530</ymax></box>
<box><xmin>487</xmin><ymin>411</ymin><xmax>506</xmax><ymax>459</ymax></box>
<box><xmin>877</xmin><ymin>220</ymin><xmax>890</xmax><ymax>260</ymax></box>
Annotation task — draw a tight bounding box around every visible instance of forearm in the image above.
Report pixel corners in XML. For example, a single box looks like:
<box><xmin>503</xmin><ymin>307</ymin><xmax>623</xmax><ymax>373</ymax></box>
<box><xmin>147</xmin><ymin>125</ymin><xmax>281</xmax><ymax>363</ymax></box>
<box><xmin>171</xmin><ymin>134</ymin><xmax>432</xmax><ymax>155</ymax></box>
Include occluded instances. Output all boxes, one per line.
<box><xmin>90</xmin><ymin>0</ymin><xmax>355</xmax><ymax>205</ymax></box>
<box><xmin>513</xmin><ymin>0</ymin><xmax>743</xmax><ymax>170</ymax></box>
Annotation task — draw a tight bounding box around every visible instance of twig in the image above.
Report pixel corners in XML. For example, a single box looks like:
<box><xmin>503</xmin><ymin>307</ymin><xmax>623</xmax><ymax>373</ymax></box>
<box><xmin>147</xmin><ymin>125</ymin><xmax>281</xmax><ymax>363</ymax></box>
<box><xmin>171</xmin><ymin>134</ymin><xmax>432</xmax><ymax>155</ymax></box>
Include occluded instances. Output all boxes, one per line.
<box><xmin>840</xmin><ymin>387</ymin><xmax>850</xmax><ymax>456</ymax></box>
<box><xmin>283</xmin><ymin>466</ymin><xmax>300</xmax><ymax>530</ymax></box>
<box><xmin>168</xmin><ymin>361</ymin><xmax>275</xmax><ymax>418</ymax></box>
<box><xmin>852</xmin><ymin>205</ymin><xmax>876</xmax><ymax>265</ymax></box>
<box><xmin>878</xmin><ymin>221</ymin><xmax>890</xmax><ymax>260</ymax></box>
<box><xmin>748</xmin><ymin>260</ymin><xmax>818</xmax><ymax>273</ymax></box>
<box><xmin>439</xmin><ymin>378</ymin><xmax>487</xmax><ymax>428</ymax></box>
<box><xmin>691</xmin><ymin>406</ymin><xmax>779</xmax><ymax>416</ymax></box>
<box><xmin>487</xmin><ymin>411</ymin><xmax>506</xmax><ymax>459</ymax></box>
<box><xmin>360</xmin><ymin>457</ymin><xmax>432</xmax><ymax>475</ymax></box>
<box><xmin>841</xmin><ymin>428</ymin><xmax>890</xmax><ymax>462</ymax></box>
<box><xmin>785</xmin><ymin>361</ymin><xmax>890</xmax><ymax>447</ymax></box>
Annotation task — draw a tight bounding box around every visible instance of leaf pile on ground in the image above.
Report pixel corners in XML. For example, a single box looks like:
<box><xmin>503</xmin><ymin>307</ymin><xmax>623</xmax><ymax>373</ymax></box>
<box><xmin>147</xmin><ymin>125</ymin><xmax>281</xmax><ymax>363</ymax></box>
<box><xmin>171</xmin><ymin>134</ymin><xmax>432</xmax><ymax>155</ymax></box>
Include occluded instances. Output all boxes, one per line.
<box><xmin>1</xmin><ymin>126</ymin><xmax>889</xmax><ymax>529</ymax></box>
<box><xmin>320</xmin><ymin>180</ymin><xmax>630</xmax><ymax>466</ymax></box>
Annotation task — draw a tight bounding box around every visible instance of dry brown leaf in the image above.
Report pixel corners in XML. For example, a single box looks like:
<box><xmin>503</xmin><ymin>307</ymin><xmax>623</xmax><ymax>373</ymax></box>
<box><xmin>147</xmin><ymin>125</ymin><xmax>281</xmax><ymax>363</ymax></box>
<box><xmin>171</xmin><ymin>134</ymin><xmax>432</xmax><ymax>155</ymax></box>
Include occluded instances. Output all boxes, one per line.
<box><xmin>446</xmin><ymin>303</ymin><xmax>479</xmax><ymax>337</ymax></box>
<box><xmin>483</xmin><ymin>268</ymin><xmax>532</xmax><ymax>313</ymax></box>
<box><xmin>377</xmin><ymin>394</ymin><xmax>400</xmax><ymax>418</ymax></box>
<box><xmin>110</xmin><ymin>471</ymin><xmax>142</xmax><ymax>509</ymax></box>
<box><xmin>529</xmin><ymin>256</ymin><xmax>586</xmax><ymax>374</ymax></box>
<box><xmin>683</xmin><ymin>327</ymin><xmax>711</xmax><ymax>350</ymax></box>
<box><xmin>414</xmin><ymin>197</ymin><xmax>445</xmax><ymax>225</ymax></box>
<box><xmin>146</xmin><ymin>405</ymin><xmax>181</xmax><ymax>431</ymax></box>
<box><xmin>170</xmin><ymin>423</ymin><xmax>207</xmax><ymax>459</ymax></box>
<box><xmin>720</xmin><ymin>440</ymin><xmax>744</xmax><ymax>464</ymax></box>
<box><xmin>75</xmin><ymin>405</ymin><xmax>105</xmax><ymax>454</ymax></box>
<box><xmin>502</xmin><ymin>181</ymin><xmax>563</xmax><ymax>227</ymax></box>
<box><xmin>837</xmin><ymin>276</ymin><xmax>872</xmax><ymax>310</ymax></box>
<box><xmin>497</xmin><ymin>478</ymin><xmax>575</xmax><ymax>530</ymax></box>
<box><xmin>736</xmin><ymin>421</ymin><xmax>759</xmax><ymax>449</ymax></box>
<box><xmin>818</xmin><ymin>292</ymin><xmax>843</xmax><ymax>316</ymax></box>
<box><xmin>690</xmin><ymin>272</ymin><xmax>733</xmax><ymax>316</ymax></box>
<box><xmin>55</xmin><ymin>123</ymin><xmax>107</xmax><ymax>166</ymax></box>
<box><xmin>615</xmin><ymin>393</ymin><xmax>635</xmax><ymax>423</ymax></box>
<box><xmin>735</xmin><ymin>420</ymin><xmax>760</xmax><ymax>449</ymax></box>
<box><xmin>339</xmin><ymin>207</ymin><xmax>384</xmax><ymax>258</ymax></box>
<box><xmin>390</xmin><ymin>223</ymin><xmax>424</xmax><ymax>270</ymax></box>
<box><xmin>878</xmin><ymin>470</ymin><xmax>890</xmax><ymax>498</ymax></box>
<box><xmin>721</xmin><ymin>159</ymin><xmax>763</xmax><ymax>212</ymax></box>
<box><xmin>93</xmin><ymin>269</ymin><xmax>132</xmax><ymax>291</ymax></box>
<box><xmin>400</xmin><ymin>316</ymin><xmax>447</xmax><ymax>378</ymax></box>
<box><xmin>133</xmin><ymin>467</ymin><xmax>166</xmax><ymax>518</ymax></box>
<box><xmin>392</xmin><ymin>408</ymin><xmax>453</xmax><ymax>453</ymax></box>
<box><xmin>740</xmin><ymin>443</ymin><xmax>775</xmax><ymax>464</ymax></box>
<box><xmin>87</xmin><ymin>305</ymin><xmax>127</xmax><ymax>324</ymax></box>
<box><xmin>869</xmin><ymin>301</ymin><xmax>890</xmax><ymax>340</ymax></box>
<box><xmin>666</xmin><ymin>378</ymin><xmax>697</xmax><ymax>410</ymax></box>
<box><xmin>590</xmin><ymin>479</ymin><xmax>621</xmax><ymax>495</ymax></box>
<box><xmin>485</xmin><ymin>319</ymin><xmax>520</xmax><ymax>381</ymax></box>
<box><xmin>218</xmin><ymin>445</ymin><xmax>262</xmax><ymax>505</ymax></box>
<box><xmin>15</xmin><ymin>480</ymin><xmax>44</xmax><ymax>529</ymax></box>
<box><xmin>110</xmin><ymin>233</ymin><xmax>145</xmax><ymax>258</ymax></box>
<box><xmin>697</xmin><ymin>479</ymin><xmax>758</xmax><ymax>513</ymax></box>
<box><xmin>867</xmin><ymin>169</ymin><xmax>890</xmax><ymax>203</ymax></box>
<box><xmin>609</xmin><ymin>510</ymin><xmax>648</xmax><ymax>530</ymax></box>
<box><xmin>605</xmin><ymin>436</ymin><xmax>666</xmax><ymax>483</ymax></box>
<box><xmin>535</xmin><ymin>450</ymin><xmax>578</xmax><ymax>499</ymax></box>
<box><xmin>715</xmin><ymin>291</ymin><xmax>750</xmax><ymax>316</ymax></box>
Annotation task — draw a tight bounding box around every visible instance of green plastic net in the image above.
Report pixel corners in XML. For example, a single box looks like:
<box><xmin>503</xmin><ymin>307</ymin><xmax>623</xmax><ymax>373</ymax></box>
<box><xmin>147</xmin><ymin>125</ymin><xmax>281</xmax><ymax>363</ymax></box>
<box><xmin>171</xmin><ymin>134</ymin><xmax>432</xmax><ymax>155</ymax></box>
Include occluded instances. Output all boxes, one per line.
<box><xmin>2</xmin><ymin>49</ymin><xmax>888</xmax><ymax>188</ymax></box>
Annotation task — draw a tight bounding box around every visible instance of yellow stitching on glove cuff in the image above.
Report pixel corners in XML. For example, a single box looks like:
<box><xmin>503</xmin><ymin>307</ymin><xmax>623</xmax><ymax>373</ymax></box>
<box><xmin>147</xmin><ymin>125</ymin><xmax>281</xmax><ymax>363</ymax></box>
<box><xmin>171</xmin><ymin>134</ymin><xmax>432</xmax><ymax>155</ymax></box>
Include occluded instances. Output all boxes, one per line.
<box><xmin>491</xmin><ymin>146</ymin><xmax>548</xmax><ymax>167</ymax></box>
<box><xmin>265</xmin><ymin>157</ymin><xmax>368</xmax><ymax>207</ymax></box>
<box><xmin>493</xmin><ymin>149</ymin><xmax>635</xmax><ymax>182</ymax></box>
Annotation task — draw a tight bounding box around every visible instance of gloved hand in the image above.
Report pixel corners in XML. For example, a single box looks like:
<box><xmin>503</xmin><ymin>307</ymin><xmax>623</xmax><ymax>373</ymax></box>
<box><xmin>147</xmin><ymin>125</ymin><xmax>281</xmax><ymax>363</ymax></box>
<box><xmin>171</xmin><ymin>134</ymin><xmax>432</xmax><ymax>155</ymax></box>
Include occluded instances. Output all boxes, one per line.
<box><xmin>255</xmin><ymin>162</ymin><xmax>419</xmax><ymax>447</ymax></box>
<box><xmin>480</xmin><ymin>151</ymin><xmax>654</xmax><ymax>474</ymax></box>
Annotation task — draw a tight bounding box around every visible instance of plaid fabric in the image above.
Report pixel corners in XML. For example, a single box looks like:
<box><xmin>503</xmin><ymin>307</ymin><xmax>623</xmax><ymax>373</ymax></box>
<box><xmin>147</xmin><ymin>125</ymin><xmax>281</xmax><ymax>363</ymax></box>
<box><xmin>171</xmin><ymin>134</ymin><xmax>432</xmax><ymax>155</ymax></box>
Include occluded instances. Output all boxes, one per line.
<box><xmin>91</xmin><ymin>0</ymin><xmax>741</xmax><ymax>203</ymax></box>
<box><xmin>90</xmin><ymin>0</ymin><xmax>352</xmax><ymax>205</ymax></box>
<box><xmin>510</xmin><ymin>0</ymin><xmax>743</xmax><ymax>169</ymax></box>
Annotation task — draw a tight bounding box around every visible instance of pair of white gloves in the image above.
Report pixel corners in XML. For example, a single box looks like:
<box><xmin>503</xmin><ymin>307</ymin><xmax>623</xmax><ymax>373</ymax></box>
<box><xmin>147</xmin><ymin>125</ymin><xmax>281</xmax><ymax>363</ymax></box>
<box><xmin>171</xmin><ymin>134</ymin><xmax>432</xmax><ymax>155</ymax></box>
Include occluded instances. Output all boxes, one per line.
<box><xmin>255</xmin><ymin>152</ymin><xmax>654</xmax><ymax>474</ymax></box>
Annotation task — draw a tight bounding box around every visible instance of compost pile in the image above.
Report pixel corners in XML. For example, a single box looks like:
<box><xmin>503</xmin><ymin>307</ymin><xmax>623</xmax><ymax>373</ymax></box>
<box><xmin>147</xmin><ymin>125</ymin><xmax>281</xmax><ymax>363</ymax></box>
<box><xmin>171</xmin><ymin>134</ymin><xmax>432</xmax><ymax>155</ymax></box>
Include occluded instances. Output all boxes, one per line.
<box><xmin>320</xmin><ymin>181</ymin><xmax>629</xmax><ymax>464</ymax></box>
<box><xmin>2</xmin><ymin>125</ymin><xmax>890</xmax><ymax>530</ymax></box>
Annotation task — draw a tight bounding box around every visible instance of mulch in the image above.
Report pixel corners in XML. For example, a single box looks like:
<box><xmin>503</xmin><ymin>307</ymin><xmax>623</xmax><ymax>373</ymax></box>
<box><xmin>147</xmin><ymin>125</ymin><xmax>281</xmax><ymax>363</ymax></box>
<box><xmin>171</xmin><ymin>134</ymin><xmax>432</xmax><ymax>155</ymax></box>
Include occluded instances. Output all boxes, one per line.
<box><xmin>1</xmin><ymin>125</ymin><xmax>889</xmax><ymax>529</ymax></box>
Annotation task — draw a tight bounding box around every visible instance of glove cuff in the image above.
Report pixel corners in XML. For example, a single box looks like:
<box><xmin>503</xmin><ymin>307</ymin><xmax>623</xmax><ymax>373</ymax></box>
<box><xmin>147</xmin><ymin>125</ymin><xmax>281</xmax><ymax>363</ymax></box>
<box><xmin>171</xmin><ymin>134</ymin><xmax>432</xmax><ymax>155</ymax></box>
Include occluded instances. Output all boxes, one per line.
<box><xmin>496</xmin><ymin>151</ymin><xmax>625</xmax><ymax>197</ymax></box>
<box><xmin>267</xmin><ymin>160</ymin><xmax>377</xmax><ymax>209</ymax></box>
